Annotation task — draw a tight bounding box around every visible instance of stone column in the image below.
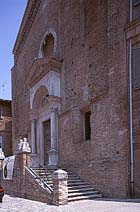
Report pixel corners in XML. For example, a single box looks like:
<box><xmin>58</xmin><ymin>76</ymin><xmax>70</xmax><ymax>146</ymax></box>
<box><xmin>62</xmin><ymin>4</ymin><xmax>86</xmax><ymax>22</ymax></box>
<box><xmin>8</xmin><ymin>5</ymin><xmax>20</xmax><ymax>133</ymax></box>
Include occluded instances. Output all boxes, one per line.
<box><xmin>52</xmin><ymin>169</ymin><xmax>68</xmax><ymax>205</ymax></box>
<box><xmin>48</xmin><ymin>108</ymin><xmax>58</xmax><ymax>166</ymax></box>
<box><xmin>31</xmin><ymin>119</ymin><xmax>36</xmax><ymax>154</ymax></box>
<box><xmin>51</xmin><ymin>108</ymin><xmax>57</xmax><ymax>149</ymax></box>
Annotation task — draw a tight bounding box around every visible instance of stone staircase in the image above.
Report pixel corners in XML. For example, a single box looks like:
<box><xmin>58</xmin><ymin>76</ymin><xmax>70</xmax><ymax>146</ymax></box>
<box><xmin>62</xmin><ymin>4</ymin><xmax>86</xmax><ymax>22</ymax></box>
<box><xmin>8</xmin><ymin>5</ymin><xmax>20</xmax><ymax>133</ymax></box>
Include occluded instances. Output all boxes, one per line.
<box><xmin>30</xmin><ymin>167</ymin><xmax>102</xmax><ymax>202</ymax></box>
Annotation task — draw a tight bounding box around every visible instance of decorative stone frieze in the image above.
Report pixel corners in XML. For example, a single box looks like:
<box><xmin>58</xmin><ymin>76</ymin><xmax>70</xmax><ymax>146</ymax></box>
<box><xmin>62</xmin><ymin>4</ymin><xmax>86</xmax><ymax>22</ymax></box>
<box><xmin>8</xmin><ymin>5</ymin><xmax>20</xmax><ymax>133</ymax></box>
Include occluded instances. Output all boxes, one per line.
<box><xmin>26</xmin><ymin>57</ymin><xmax>62</xmax><ymax>88</ymax></box>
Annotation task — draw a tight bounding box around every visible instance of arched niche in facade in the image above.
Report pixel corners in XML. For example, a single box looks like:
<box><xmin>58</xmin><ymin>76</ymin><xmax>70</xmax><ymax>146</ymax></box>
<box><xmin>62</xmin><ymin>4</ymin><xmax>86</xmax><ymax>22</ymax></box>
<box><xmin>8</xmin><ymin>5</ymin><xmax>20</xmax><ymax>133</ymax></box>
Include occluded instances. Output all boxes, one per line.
<box><xmin>32</xmin><ymin>85</ymin><xmax>49</xmax><ymax>110</ymax></box>
<box><xmin>38</xmin><ymin>28</ymin><xmax>57</xmax><ymax>58</ymax></box>
<box><xmin>42</xmin><ymin>34</ymin><xmax>54</xmax><ymax>58</ymax></box>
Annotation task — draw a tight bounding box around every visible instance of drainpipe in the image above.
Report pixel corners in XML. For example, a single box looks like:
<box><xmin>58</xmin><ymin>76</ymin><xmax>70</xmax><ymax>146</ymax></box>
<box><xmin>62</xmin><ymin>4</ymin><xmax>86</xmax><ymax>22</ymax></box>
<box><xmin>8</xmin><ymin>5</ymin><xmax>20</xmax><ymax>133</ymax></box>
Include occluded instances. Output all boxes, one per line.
<box><xmin>129</xmin><ymin>0</ymin><xmax>134</xmax><ymax>197</ymax></box>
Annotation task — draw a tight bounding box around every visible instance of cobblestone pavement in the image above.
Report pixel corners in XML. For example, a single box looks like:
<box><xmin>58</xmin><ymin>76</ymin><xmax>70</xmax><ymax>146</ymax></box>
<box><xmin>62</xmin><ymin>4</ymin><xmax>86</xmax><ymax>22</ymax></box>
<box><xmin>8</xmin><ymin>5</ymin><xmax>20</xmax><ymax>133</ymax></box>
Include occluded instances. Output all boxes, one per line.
<box><xmin>0</xmin><ymin>195</ymin><xmax>140</xmax><ymax>212</ymax></box>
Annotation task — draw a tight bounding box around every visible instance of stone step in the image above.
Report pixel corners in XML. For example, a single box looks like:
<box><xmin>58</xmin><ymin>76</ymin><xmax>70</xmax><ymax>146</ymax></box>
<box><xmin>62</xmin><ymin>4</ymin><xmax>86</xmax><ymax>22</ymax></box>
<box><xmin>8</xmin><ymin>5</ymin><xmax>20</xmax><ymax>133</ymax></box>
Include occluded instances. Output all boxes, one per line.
<box><xmin>44</xmin><ymin>180</ymin><xmax>53</xmax><ymax>184</ymax></box>
<box><xmin>68</xmin><ymin>181</ymin><xmax>89</xmax><ymax>186</ymax></box>
<box><xmin>32</xmin><ymin>168</ymin><xmax>55</xmax><ymax>173</ymax></box>
<box><xmin>37</xmin><ymin>174</ymin><xmax>50</xmax><ymax>178</ymax></box>
<box><xmin>45</xmin><ymin>177</ymin><xmax>86</xmax><ymax>185</ymax></box>
<box><xmin>68</xmin><ymin>179</ymin><xmax>85</xmax><ymax>183</ymax></box>
<box><xmin>45</xmin><ymin>179</ymin><xmax>88</xmax><ymax>184</ymax></box>
<box><xmin>68</xmin><ymin>175</ymin><xmax>81</xmax><ymax>179</ymax></box>
<box><xmin>37</xmin><ymin>175</ymin><xmax>52</xmax><ymax>179</ymax></box>
<box><xmin>34</xmin><ymin>170</ymin><xmax>53</xmax><ymax>174</ymax></box>
<box><xmin>34</xmin><ymin>172</ymin><xmax>51</xmax><ymax>176</ymax></box>
<box><xmin>45</xmin><ymin>182</ymin><xmax>93</xmax><ymax>190</ymax></box>
<box><xmin>31</xmin><ymin>168</ymin><xmax>48</xmax><ymax>171</ymax></box>
<box><xmin>45</xmin><ymin>181</ymin><xmax>53</xmax><ymax>184</ymax></box>
<box><xmin>68</xmin><ymin>190</ymin><xmax>99</xmax><ymax>197</ymax></box>
<box><xmin>42</xmin><ymin>175</ymin><xmax>81</xmax><ymax>180</ymax></box>
<box><xmin>68</xmin><ymin>193</ymin><xmax>102</xmax><ymax>202</ymax></box>
<box><xmin>30</xmin><ymin>167</ymin><xmax>102</xmax><ymax>203</ymax></box>
<box><xmin>68</xmin><ymin>187</ymin><xmax>96</xmax><ymax>193</ymax></box>
<box><xmin>68</xmin><ymin>184</ymin><xmax>92</xmax><ymax>189</ymax></box>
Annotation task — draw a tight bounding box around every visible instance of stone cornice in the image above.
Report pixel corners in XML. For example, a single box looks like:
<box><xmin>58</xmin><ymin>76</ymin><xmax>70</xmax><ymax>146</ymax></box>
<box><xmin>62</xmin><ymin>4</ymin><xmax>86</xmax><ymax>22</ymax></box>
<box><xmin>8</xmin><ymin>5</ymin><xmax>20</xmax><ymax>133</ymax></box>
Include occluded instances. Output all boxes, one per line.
<box><xmin>13</xmin><ymin>0</ymin><xmax>41</xmax><ymax>61</ymax></box>
<box><xmin>26</xmin><ymin>57</ymin><xmax>63</xmax><ymax>87</ymax></box>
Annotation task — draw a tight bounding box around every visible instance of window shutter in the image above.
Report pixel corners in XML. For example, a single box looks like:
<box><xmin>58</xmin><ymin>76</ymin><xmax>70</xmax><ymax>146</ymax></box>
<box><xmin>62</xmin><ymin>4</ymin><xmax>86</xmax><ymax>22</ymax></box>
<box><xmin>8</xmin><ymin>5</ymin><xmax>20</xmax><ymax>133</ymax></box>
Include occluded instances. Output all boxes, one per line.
<box><xmin>132</xmin><ymin>48</ymin><xmax>140</xmax><ymax>89</ymax></box>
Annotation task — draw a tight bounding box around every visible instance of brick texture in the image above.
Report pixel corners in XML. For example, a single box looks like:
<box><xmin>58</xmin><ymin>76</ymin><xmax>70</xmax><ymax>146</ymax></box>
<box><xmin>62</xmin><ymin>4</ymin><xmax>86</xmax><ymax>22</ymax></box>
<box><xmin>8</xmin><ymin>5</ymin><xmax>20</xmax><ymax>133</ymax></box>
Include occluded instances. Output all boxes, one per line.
<box><xmin>2</xmin><ymin>153</ymin><xmax>52</xmax><ymax>203</ymax></box>
<box><xmin>0</xmin><ymin>100</ymin><xmax>12</xmax><ymax>157</ymax></box>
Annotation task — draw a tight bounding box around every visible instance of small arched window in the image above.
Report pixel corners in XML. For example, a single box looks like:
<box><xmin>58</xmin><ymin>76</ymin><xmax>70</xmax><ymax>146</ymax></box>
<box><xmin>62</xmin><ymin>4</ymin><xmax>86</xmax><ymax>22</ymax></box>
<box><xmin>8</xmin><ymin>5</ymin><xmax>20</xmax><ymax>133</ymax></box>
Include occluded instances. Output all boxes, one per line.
<box><xmin>42</xmin><ymin>34</ymin><xmax>54</xmax><ymax>58</ymax></box>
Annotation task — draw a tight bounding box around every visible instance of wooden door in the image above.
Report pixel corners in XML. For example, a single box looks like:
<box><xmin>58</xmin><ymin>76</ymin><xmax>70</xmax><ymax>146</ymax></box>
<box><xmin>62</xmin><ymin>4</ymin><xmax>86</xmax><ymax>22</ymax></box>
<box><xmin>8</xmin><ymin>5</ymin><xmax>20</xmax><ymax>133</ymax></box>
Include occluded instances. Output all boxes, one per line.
<box><xmin>43</xmin><ymin>120</ymin><xmax>51</xmax><ymax>166</ymax></box>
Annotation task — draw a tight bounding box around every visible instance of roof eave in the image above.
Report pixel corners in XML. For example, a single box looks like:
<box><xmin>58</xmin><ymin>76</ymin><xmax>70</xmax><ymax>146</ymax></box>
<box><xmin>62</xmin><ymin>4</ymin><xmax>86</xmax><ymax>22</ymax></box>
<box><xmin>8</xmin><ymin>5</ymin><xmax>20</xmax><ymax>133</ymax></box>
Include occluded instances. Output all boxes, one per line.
<box><xmin>12</xmin><ymin>0</ymin><xmax>32</xmax><ymax>54</ymax></box>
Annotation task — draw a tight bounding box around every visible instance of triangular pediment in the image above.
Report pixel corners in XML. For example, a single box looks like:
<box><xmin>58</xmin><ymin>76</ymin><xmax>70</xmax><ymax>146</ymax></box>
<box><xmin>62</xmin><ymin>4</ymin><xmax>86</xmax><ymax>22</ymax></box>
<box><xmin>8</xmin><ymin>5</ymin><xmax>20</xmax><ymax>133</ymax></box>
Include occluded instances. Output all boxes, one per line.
<box><xmin>26</xmin><ymin>57</ymin><xmax>63</xmax><ymax>87</ymax></box>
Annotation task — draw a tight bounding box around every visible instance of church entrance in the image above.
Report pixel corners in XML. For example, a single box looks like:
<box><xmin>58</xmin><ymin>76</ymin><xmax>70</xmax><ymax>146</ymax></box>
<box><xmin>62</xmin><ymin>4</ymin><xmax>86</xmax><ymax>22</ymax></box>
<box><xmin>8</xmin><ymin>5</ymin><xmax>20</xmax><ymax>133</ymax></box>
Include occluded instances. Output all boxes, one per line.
<box><xmin>30</xmin><ymin>78</ymin><xmax>61</xmax><ymax>167</ymax></box>
<box><xmin>43</xmin><ymin>119</ymin><xmax>51</xmax><ymax>166</ymax></box>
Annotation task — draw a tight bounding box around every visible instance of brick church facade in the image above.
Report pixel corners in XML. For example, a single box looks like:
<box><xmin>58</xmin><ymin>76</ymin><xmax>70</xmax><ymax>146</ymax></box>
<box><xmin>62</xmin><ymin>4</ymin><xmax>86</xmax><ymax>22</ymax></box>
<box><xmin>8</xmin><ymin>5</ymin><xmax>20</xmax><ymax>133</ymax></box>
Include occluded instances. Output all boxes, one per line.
<box><xmin>9</xmin><ymin>0</ymin><xmax>140</xmax><ymax>199</ymax></box>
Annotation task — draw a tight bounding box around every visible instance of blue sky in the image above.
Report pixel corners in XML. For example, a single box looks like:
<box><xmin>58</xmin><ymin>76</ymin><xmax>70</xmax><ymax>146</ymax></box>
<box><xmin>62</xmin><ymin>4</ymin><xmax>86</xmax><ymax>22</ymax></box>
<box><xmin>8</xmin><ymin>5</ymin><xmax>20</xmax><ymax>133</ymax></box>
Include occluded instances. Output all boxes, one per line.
<box><xmin>0</xmin><ymin>0</ymin><xmax>27</xmax><ymax>100</ymax></box>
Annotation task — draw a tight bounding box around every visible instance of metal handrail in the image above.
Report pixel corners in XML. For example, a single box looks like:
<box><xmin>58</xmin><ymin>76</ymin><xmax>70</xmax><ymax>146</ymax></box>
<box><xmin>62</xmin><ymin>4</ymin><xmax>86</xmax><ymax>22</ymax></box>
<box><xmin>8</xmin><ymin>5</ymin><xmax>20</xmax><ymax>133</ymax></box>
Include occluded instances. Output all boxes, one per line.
<box><xmin>26</xmin><ymin>158</ymin><xmax>53</xmax><ymax>193</ymax></box>
<box><xmin>30</xmin><ymin>158</ymin><xmax>52</xmax><ymax>181</ymax></box>
<box><xmin>25</xmin><ymin>166</ymin><xmax>53</xmax><ymax>193</ymax></box>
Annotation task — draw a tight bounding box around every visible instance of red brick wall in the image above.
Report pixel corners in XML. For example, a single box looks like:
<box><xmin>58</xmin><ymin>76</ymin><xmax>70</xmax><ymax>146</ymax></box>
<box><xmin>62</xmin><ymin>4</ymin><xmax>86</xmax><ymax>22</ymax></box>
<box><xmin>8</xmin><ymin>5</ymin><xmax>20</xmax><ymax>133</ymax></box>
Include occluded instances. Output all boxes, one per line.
<box><xmin>0</xmin><ymin>100</ymin><xmax>12</xmax><ymax>157</ymax></box>
<box><xmin>132</xmin><ymin>63</ymin><xmax>140</xmax><ymax>197</ymax></box>
<box><xmin>2</xmin><ymin>153</ymin><xmax>52</xmax><ymax>203</ymax></box>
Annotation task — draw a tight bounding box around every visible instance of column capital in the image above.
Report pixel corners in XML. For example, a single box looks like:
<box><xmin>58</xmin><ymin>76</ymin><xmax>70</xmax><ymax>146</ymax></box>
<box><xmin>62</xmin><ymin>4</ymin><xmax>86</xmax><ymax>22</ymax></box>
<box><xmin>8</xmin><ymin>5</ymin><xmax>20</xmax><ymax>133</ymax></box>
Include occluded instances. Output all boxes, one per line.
<box><xmin>50</xmin><ymin>107</ymin><xmax>58</xmax><ymax>113</ymax></box>
<box><xmin>29</xmin><ymin>110</ymin><xmax>38</xmax><ymax>120</ymax></box>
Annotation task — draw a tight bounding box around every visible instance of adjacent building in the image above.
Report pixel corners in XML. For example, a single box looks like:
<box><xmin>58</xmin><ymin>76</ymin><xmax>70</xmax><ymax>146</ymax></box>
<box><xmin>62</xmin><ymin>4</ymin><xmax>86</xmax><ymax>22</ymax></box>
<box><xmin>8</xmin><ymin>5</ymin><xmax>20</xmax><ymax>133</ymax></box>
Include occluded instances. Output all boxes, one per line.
<box><xmin>0</xmin><ymin>99</ymin><xmax>12</xmax><ymax>157</ymax></box>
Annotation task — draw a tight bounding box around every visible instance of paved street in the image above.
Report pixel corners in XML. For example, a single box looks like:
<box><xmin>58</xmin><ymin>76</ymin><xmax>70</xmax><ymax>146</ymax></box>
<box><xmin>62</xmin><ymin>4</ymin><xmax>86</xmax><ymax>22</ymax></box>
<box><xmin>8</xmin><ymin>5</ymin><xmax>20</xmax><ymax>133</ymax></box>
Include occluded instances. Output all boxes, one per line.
<box><xmin>0</xmin><ymin>195</ymin><xmax>140</xmax><ymax>212</ymax></box>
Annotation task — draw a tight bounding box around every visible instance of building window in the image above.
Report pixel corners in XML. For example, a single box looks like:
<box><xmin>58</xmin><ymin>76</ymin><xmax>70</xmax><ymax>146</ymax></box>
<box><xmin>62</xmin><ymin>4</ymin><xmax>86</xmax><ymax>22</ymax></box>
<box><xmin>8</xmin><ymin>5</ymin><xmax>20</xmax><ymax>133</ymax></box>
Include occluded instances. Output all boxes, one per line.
<box><xmin>132</xmin><ymin>47</ymin><xmax>140</xmax><ymax>89</ymax></box>
<box><xmin>42</xmin><ymin>34</ymin><xmax>54</xmax><ymax>58</ymax></box>
<box><xmin>84</xmin><ymin>111</ymin><xmax>91</xmax><ymax>141</ymax></box>
<box><xmin>0</xmin><ymin>136</ymin><xmax>3</xmax><ymax>148</ymax></box>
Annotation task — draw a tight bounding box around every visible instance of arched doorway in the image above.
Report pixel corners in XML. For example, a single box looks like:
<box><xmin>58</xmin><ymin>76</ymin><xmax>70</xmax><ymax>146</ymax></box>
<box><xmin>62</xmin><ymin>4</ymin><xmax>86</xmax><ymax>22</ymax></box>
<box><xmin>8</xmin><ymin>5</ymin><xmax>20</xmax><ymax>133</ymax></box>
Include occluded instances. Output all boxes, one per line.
<box><xmin>28</xmin><ymin>61</ymin><xmax>62</xmax><ymax>167</ymax></box>
<box><xmin>32</xmin><ymin>85</ymin><xmax>51</xmax><ymax>166</ymax></box>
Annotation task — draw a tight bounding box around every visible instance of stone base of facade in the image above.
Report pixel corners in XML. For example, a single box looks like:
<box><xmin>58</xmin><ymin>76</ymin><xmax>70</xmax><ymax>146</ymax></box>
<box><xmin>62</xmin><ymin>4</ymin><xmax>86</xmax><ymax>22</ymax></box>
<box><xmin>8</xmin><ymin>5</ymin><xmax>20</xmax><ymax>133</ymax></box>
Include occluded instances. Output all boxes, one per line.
<box><xmin>60</xmin><ymin>158</ymin><xmax>130</xmax><ymax>198</ymax></box>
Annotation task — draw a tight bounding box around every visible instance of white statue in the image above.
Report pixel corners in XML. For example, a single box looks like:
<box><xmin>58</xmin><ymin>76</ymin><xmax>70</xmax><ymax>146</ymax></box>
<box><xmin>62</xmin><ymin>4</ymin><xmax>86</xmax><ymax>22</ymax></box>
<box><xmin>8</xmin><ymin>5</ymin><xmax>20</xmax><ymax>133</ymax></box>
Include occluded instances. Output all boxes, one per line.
<box><xmin>18</xmin><ymin>139</ymin><xmax>24</xmax><ymax>151</ymax></box>
<box><xmin>18</xmin><ymin>137</ymin><xmax>31</xmax><ymax>153</ymax></box>
<box><xmin>22</xmin><ymin>137</ymin><xmax>31</xmax><ymax>153</ymax></box>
